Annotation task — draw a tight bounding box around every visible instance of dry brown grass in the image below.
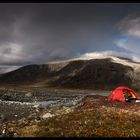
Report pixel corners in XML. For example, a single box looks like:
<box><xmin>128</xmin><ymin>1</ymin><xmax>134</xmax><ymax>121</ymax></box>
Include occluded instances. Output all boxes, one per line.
<box><xmin>6</xmin><ymin>96</ymin><xmax>140</xmax><ymax>137</ymax></box>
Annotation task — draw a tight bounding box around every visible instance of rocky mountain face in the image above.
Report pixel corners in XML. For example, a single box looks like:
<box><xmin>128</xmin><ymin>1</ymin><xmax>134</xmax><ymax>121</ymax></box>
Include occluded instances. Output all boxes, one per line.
<box><xmin>0</xmin><ymin>56</ymin><xmax>140</xmax><ymax>90</ymax></box>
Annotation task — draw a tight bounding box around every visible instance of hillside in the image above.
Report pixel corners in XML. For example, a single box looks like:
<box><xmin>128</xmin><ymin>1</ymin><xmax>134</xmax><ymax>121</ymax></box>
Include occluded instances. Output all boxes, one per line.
<box><xmin>0</xmin><ymin>56</ymin><xmax>140</xmax><ymax>90</ymax></box>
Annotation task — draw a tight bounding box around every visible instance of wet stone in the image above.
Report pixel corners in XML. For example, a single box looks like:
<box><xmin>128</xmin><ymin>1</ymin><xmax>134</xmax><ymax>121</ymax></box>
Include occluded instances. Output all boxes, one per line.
<box><xmin>0</xmin><ymin>114</ymin><xmax>6</xmax><ymax>121</ymax></box>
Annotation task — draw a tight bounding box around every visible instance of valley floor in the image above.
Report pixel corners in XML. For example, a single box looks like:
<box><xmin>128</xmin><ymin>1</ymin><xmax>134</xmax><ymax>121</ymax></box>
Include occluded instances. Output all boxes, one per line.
<box><xmin>0</xmin><ymin>87</ymin><xmax>140</xmax><ymax>137</ymax></box>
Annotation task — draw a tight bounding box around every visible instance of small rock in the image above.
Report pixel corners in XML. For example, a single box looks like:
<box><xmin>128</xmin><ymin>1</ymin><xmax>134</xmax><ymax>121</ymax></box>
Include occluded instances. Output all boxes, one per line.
<box><xmin>0</xmin><ymin>115</ymin><xmax>6</xmax><ymax>121</ymax></box>
<box><xmin>42</xmin><ymin>113</ymin><xmax>54</xmax><ymax>119</ymax></box>
<box><xmin>27</xmin><ymin>113</ymin><xmax>36</xmax><ymax>120</ymax></box>
<box><xmin>34</xmin><ymin>116</ymin><xmax>41</xmax><ymax>122</ymax></box>
<box><xmin>13</xmin><ymin>132</ymin><xmax>17</xmax><ymax>137</ymax></box>
<box><xmin>25</xmin><ymin>92</ymin><xmax>32</xmax><ymax>97</ymax></box>
<box><xmin>61</xmin><ymin>132</ymin><xmax>64</xmax><ymax>136</ymax></box>
<box><xmin>33</xmin><ymin>104</ymin><xmax>40</xmax><ymax>108</ymax></box>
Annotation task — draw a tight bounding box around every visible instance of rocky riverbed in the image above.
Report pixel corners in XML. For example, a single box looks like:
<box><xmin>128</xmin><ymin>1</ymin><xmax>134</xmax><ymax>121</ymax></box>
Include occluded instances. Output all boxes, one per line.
<box><xmin>0</xmin><ymin>87</ymin><xmax>110</xmax><ymax>117</ymax></box>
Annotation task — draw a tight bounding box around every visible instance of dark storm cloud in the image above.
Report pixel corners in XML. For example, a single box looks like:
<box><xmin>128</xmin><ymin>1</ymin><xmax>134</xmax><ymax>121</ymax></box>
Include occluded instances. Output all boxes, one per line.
<box><xmin>0</xmin><ymin>3</ymin><xmax>140</xmax><ymax>69</ymax></box>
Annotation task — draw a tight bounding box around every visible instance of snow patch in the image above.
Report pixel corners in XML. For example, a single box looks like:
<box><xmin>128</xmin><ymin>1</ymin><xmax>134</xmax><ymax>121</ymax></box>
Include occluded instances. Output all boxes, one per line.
<box><xmin>48</xmin><ymin>51</ymin><xmax>140</xmax><ymax>71</ymax></box>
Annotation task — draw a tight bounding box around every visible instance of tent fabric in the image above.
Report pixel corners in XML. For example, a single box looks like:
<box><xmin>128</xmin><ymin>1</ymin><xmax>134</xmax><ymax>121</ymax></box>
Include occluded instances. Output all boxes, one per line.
<box><xmin>108</xmin><ymin>86</ymin><xmax>138</xmax><ymax>102</ymax></box>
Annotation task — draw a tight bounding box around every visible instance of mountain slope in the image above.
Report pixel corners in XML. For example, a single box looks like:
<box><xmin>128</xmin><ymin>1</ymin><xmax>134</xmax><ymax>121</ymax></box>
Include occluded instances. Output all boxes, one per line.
<box><xmin>0</xmin><ymin>56</ymin><xmax>140</xmax><ymax>90</ymax></box>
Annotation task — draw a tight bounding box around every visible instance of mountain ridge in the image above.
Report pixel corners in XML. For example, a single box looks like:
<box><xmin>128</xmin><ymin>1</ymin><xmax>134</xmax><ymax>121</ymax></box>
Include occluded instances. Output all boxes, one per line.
<box><xmin>0</xmin><ymin>56</ymin><xmax>140</xmax><ymax>90</ymax></box>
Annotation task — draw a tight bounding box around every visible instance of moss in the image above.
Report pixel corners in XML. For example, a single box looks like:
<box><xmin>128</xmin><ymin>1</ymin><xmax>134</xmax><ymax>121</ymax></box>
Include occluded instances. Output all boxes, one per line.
<box><xmin>4</xmin><ymin>96</ymin><xmax>140</xmax><ymax>137</ymax></box>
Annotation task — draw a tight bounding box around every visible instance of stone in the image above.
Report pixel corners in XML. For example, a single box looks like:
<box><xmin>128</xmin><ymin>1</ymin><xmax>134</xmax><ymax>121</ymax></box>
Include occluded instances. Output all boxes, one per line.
<box><xmin>42</xmin><ymin>113</ymin><xmax>54</xmax><ymax>119</ymax></box>
<box><xmin>0</xmin><ymin>115</ymin><xmax>5</xmax><ymax>121</ymax></box>
<box><xmin>25</xmin><ymin>92</ymin><xmax>32</xmax><ymax>97</ymax></box>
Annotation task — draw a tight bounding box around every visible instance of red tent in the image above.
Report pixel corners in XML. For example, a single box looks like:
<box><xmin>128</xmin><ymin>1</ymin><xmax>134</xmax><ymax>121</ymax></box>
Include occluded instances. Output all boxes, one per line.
<box><xmin>108</xmin><ymin>86</ymin><xmax>139</xmax><ymax>102</ymax></box>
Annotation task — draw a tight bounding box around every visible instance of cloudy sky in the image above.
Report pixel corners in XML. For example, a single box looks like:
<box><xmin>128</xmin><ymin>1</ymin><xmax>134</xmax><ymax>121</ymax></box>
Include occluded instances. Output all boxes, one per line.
<box><xmin>1</xmin><ymin>3</ymin><xmax>140</xmax><ymax>73</ymax></box>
